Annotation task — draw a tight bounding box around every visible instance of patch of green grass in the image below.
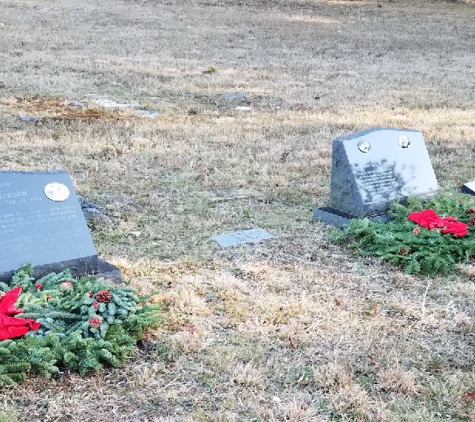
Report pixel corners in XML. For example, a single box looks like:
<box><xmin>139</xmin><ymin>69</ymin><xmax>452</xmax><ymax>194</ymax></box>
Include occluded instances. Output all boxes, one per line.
<box><xmin>199</xmin><ymin>372</ymin><xmax>217</xmax><ymax>391</ymax></box>
<box><xmin>284</xmin><ymin>364</ymin><xmax>315</xmax><ymax>387</ymax></box>
<box><xmin>0</xmin><ymin>409</ymin><xmax>21</xmax><ymax>422</ymax></box>
<box><xmin>231</xmin><ymin>338</ymin><xmax>265</xmax><ymax>362</ymax></box>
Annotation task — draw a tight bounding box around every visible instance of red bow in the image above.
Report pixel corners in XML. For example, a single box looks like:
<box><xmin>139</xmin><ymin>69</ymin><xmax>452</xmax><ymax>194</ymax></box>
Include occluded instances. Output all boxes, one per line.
<box><xmin>0</xmin><ymin>287</ymin><xmax>40</xmax><ymax>340</ymax></box>
<box><xmin>408</xmin><ymin>209</ymin><xmax>469</xmax><ymax>237</ymax></box>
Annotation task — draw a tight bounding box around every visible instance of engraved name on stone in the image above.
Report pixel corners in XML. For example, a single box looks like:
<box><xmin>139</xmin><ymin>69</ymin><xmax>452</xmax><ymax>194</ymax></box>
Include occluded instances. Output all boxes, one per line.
<box><xmin>358</xmin><ymin>169</ymin><xmax>396</xmax><ymax>193</ymax></box>
<box><xmin>0</xmin><ymin>228</ymin><xmax>85</xmax><ymax>261</ymax></box>
<box><xmin>0</xmin><ymin>205</ymin><xmax>78</xmax><ymax>234</ymax></box>
<box><xmin>0</xmin><ymin>190</ymin><xmax>28</xmax><ymax>201</ymax></box>
<box><xmin>229</xmin><ymin>233</ymin><xmax>253</xmax><ymax>242</ymax></box>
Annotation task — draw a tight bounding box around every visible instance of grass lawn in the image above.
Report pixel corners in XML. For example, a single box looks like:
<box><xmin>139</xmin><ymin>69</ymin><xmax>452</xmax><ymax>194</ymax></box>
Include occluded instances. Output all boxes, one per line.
<box><xmin>1</xmin><ymin>0</ymin><xmax>475</xmax><ymax>420</ymax></box>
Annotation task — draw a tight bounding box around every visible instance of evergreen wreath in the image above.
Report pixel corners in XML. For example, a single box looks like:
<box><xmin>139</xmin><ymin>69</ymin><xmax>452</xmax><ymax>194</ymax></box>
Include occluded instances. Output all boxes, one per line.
<box><xmin>330</xmin><ymin>192</ymin><xmax>475</xmax><ymax>275</ymax></box>
<box><xmin>0</xmin><ymin>265</ymin><xmax>160</xmax><ymax>387</ymax></box>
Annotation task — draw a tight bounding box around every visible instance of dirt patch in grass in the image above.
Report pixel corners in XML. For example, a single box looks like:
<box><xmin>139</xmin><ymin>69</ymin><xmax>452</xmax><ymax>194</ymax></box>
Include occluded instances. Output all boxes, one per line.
<box><xmin>1</xmin><ymin>0</ymin><xmax>475</xmax><ymax>421</ymax></box>
<box><xmin>2</xmin><ymin>95</ymin><xmax>127</xmax><ymax>121</ymax></box>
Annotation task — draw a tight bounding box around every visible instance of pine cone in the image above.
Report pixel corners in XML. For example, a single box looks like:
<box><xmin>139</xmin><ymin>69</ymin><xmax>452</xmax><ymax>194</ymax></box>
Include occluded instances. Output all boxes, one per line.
<box><xmin>470</xmin><ymin>217</ymin><xmax>475</xmax><ymax>226</ymax></box>
<box><xmin>400</xmin><ymin>247</ymin><xmax>408</xmax><ymax>255</ymax></box>
<box><xmin>88</xmin><ymin>317</ymin><xmax>102</xmax><ymax>328</ymax></box>
<box><xmin>95</xmin><ymin>290</ymin><xmax>112</xmax><ymax>303</ymax></box>
<box><xmin>466</xmin><ymin>208</ymin><xmax>475</xmax><ymax>214</ymax></box>
<box><xmin>59</xmin><ymin>281</ymin><xmax>74</xmax><ymax>291</ymax></box>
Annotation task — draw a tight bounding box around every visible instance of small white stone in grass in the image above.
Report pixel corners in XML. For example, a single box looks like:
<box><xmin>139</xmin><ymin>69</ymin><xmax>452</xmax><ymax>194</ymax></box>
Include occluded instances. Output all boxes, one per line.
<box><xmin>236</xmin><ymin>104</ymin><xmax>255</xmax><ymax>111</ymax></box>
<box><xmin>272</xmin><ymin>396</ymin><xmax>282</xmax><ymax>403</ymax></box>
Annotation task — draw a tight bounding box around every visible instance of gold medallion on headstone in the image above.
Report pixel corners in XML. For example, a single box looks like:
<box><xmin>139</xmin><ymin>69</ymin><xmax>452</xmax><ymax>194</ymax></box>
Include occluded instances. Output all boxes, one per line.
<box><xmin>44</xmin><ymin>182</ymin><xmax>70</xmax><ymax>202</ymax></box>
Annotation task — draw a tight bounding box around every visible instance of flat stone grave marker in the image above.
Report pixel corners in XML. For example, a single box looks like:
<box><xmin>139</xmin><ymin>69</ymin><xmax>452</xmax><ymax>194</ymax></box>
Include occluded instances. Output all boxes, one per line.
<box><xmin>219</xmin><ymin>93</ymin><xmax>247</xmax><ymax>99</ymax></box>
<box><xmin>201</xmin><ymin>188</ymin><xmax>261</xmax><ymax>203</ymax></box>
<box><xmin>211</xmin><ymin>228</ymin><xmax>275</xmax><ymax>248</ymax></box>
<box><xmin>314</xmin><ymin>128</ymin><xmax>439</xmax><ymax>227</ymax></box>
<box><xmin>0</xmin><ymin>171</ymin><xmax>120</xmax><ymax>282</ymax></box>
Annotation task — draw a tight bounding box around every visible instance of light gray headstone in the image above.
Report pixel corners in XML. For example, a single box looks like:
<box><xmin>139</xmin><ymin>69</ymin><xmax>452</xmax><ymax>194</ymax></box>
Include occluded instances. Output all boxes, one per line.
<box><xmin>315</xmin><ymin>128</ymin><xmax>439</xmax><ymax>225</ymax></box>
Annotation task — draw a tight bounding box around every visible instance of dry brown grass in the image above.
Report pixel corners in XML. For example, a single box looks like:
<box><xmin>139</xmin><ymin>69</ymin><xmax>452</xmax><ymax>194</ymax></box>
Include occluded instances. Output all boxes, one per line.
<box><xmin>1</xmin><ymin>96</ymin><xmax>120</xmax><ymax>120</ymax></box>
<box><xmin>1</xmin><ymin>0</ymin><xmax>475</xmax><ymax>420</ymax></box>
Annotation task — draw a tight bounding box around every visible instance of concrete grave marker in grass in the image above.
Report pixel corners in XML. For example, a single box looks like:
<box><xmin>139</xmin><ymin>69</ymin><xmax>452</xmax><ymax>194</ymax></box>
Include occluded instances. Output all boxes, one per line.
<box><xmin>134</xmin><ymin>110</ymin><xmax>159</xmax><ymax>118</ymax></box>
<box><xmin>211</xmin><ymin>228</ymin><xmax>274</xmax><ymax>248</ymax></box>
<box><xmin>0</xmin><ymin>171</ymin><xmax>120</xmax><ymax>282</ymax></box>
<box><xmin>201</xmin><ymin>189</ymin><xmax>261</xmax><ymax>203</ymax></box>
<box><xmin>94</xmin><ymin>99</ymin><xmax>140</xmax><ymax>109</ymax></box>
<box><xmin>219</xmin><ymin>93</ymin><xmax>247</xmax><ymax>99</ymax></box>
<box><xmin>19</xmin><ymin>115</ymin><xmax>37</xmax><ymax>123</ymax></box>
<box><xmin>314</xmin><ymin>128</ymin><xmax>439</xmax><ymax>227</ymax></box>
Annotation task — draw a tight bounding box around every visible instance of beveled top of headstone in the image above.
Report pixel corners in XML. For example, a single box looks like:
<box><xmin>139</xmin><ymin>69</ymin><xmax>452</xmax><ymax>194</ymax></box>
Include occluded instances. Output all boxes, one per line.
<box><xmin>0</xmin><ymin>171</ymin><xmax>97</xmax><ymax>278</ymax></box>
<box><xmin>330</xmin><ymin>128</ymin><xmax>438</xmax><ymax>217</ymax></box>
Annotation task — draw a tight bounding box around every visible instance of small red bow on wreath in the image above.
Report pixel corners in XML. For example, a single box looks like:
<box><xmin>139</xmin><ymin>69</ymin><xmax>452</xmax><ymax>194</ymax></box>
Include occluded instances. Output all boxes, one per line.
<box><xmin>0</xmin><ymin>287</ymin><xmax>40</xmax><ymax>340</ymax></box>
<box><xmin>408</xmin><ymin>209</ymin><xmax>469</xmax><ymax>237</ymax></box>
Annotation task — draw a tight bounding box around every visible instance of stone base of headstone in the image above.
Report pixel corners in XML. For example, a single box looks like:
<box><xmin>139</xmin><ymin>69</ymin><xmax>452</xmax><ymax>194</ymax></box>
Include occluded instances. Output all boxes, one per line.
<box><xmin>461</xmin><ymin>181</ymin><xmax>475</xmax><ymax>196</ymax></box>
<box><xmin>314</xmin><ymin>207</ymin><xmax>390</xmax><ymax>228</ymax></box>
<box><xmin>97</xmin><ymin>259</ymin><xmax>122</xmax><ymax>284</ymax></box>
<box><xmin>0</xmin><ymin>256</ymin><xmax>98</xmax><ymax>283</ymax></box>
<box><xmin>0</xmin><ymin>258</ymin><xmax>122</xmax><ymax>284</ymax></box>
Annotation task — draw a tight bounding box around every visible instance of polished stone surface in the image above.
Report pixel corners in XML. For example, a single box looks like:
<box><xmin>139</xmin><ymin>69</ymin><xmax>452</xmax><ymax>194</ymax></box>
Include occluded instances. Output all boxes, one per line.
<box><xmin>0</xmin><ymin>171</ymin><xmax>98</xmax><ymax>280</ymax></box>
<box><xmin>329</xmin><ymin>128</ymin><xmax>438</xmax><ymax>218</ymax></box>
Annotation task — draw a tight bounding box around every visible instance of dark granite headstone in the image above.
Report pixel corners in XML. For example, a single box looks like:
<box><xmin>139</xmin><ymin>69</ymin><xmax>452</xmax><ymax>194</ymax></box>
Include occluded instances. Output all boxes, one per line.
<box><xmin>0</xmin><ymin>171</ymin><xmax>120</xmax><ymax>282</ymax></box>
<box><xmin>314</xmin><ymin>128</ymin><xmax>439</xmax><ymax>227</ymax></box>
